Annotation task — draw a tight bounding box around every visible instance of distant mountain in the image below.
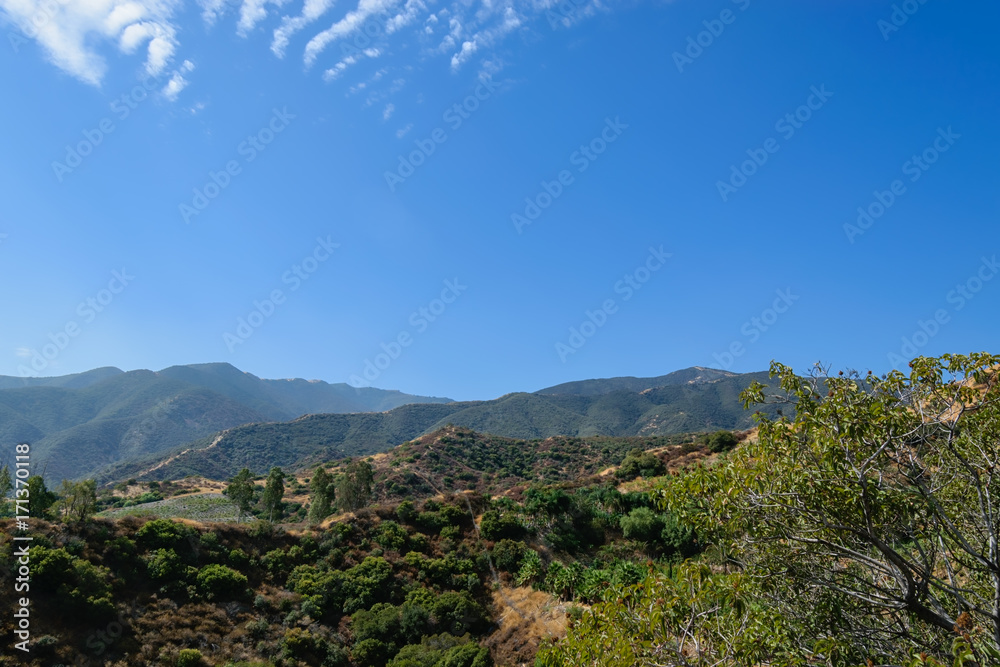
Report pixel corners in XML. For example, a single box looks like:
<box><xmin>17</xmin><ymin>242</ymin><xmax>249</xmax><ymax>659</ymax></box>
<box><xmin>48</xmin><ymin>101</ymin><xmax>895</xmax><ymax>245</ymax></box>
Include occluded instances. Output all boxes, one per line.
<box><xmin>0</xmin><ymin>366</ymin><xmax>124</xmax><ymax>390</ymax></box>
<box><xmin>0</xmin><ymin>363</ymin><xmax>452</xmax><ymax>482</ymax></box>
<box><xmin>101</xmin><ymin>370</ymin><xmax>779</xmax><ymax>484</ymax></box>
<box><xmin>535</xmin><ymin>366</ymin><xmax>737</xmax><ymax>396</ymax></box>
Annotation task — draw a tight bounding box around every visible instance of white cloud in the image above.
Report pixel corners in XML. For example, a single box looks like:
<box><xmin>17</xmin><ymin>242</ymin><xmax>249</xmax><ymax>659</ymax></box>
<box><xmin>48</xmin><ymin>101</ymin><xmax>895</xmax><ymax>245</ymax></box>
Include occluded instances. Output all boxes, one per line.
<box><xmin>448</xmin><ymin>4</ymin><xmax>521</xmax><ymax>71</ymax></box>
<box><xmin>271</xmin><ymin>0</ymin><xmax>336</xmax><ymax>57</ymax></box>
<box><xmin>197</xmin><ymin>0</ymin><xmax>230</xmax><ymax>25</ymax></box>
<box><xmin>384</xmin><ymin>0</ymin><xmax>424</xmax><ymax>35</ymax></box>
<box><xmin>304</xmin><ymin>0</ymin><xmax>399</xmax><ymax>67</ymax></box>
<box><xmin>395</xmin><ymin>122</ymin><xmax>413</xmax><ymax>138</ymax></box>
<box><xmin>15</xmin><ymin>348</ymin><xmax>31</xmax><ymax>358</ymax></box>
<box><xmin>237</xmin><ymin>0</ymin><xmax>285</xmax><ymax>36</ymax></box>
<box><xmin>161</xmin><ymin>58</ymin><xmax>194</xmax><ymax>100</ymax></box>
<box><xmin>382</xmin><ymin>102</ymin><xmax>394</xmax><ymax>119</ymax></box>
<box><xmin>0</xmin><ymin>0</ymin><xmax>182</xmax><ymax>85</ymax></box>
<box><xmin>449</xmin><ymin>39</ymin><xmax>476</xmax><ymax>70</ymax></box>
<box><xmin>322</xmin><ymin>54</ymin><xmax>356</xmax><ymax>80</ymax></box>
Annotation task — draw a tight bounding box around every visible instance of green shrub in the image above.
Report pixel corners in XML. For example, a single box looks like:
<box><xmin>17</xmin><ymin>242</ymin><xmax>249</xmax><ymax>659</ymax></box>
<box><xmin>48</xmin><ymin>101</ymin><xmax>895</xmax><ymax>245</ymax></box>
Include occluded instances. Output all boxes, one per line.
<box><xmin>375</xmin><ymin>521</ymin><xmax>409</xmax><ymax>551</ymax></box>
<box><xmin>245</xmin><ymin>617</ymin><xmax>269</xmax><ymax>640</ymax></box>
<box><xmin>146</xmin><ymin>548</ymin><xmax>190</xmax><ymax>583</ymax></box>
<box><xmin>196</xmin><ymin>563</ymin><xmax>249</xmax><ymax>600</ymax></box>
<box><xmin>352</xmin><ymin>638</ymin><xmax>393</xmax><ymax>667</ymax></box>
<box><xmin>281</xmin><ymin>627</ymin><xmax>341</xmax><ymax>664</ymax></box>
<box><xmin>619</xmin><ymin>508</ymin><xmax>664</xmax><ymax>543</ymax></box>
<box><xmin>479</xmin><ymin>510</ymin><xmax>525</xmax><ymax>541</ymax></box>
<box><xmin>176</xmin><ymin>648</ymin><xmax>205</xmax><ymax>667</ymax></box>
<box><xmin>491</xmin><ymin>540</ymin><xmax>527</xmax><ymax>573</ymax></box>
<box><xmin>396</xmin><ymin>500</ymin><xmax>416</xmax><ymax>524</ymax></box>
<box><xmin>706</xmin><ymin>430</ymin><xmax>739</xmax><ymax>453</ymax></box>
<box><xmin>615</xmin><ymin>450</ymin><xmax>666</xmax><ymax>481</ymax></box>
<box><xmin>30</xmin><ymin>546</ymin><xmax>115</xmax><ymax>618</ymax></box>
<box><xmin>387</xmin><ymin>634</ymin><xmax>490</xmax><ymax>667</ymax></box>
<box><xmin>136</xmin><ymin>519</ymin><xmax>187</xmax><ymax>551</ymax></box>
<box><xmin>432</xmin><ymin>592</ymin><xmax>488</xmax><ymax>635</ymax></box>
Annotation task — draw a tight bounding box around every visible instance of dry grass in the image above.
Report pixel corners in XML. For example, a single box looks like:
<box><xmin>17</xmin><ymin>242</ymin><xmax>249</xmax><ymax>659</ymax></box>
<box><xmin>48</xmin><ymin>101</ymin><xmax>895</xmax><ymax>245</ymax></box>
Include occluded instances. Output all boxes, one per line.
<box><xmin>485</xmin><ymin>586</ymin><xmax>572</xmax><ymax>666</ymax></box>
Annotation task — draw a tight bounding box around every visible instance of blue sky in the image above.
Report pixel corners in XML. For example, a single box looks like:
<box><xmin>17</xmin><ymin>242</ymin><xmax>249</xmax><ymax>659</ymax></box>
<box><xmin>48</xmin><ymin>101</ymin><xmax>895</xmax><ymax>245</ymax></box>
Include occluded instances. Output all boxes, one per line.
<box><xmin>0</xmin><ymin>0</ymin><xmax>997</xmax><ymax>401</ymax></box>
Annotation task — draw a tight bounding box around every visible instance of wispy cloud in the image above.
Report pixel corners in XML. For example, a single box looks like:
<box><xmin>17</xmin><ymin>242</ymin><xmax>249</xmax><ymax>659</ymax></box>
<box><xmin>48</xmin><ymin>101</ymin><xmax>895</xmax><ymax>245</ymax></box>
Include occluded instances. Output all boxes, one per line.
<box><xmin>3</xmin><ymin>0</ymin><xmax>604</xmax><ymax>108</ymax></box>
<box><xmin>237</xmin><ymin>0</ymin><xmax>286</xmax><ymax>36</ymax></box>
<box><xmin>162</xmin><ymin>59</ymin><xmax>195</xmax><ymax>100</ymax></box>
<box><xmin>271</xmin><ymin>0</ymin><xmax>336</xmax><ymax>57</ymax></box>
<box><xmin>304</xmin><ymin>0</ymin><xmax>399</xmax><ymax>67</ymax></box>
<box><xmin>382</xmin><ymin>102</ymin><xmax>394</xmax><ymax>120</ymax></box>
<box><xmin>0</xmin><ymin>0</ymin><xmax>182</xmax><ymax>86</ymax></box>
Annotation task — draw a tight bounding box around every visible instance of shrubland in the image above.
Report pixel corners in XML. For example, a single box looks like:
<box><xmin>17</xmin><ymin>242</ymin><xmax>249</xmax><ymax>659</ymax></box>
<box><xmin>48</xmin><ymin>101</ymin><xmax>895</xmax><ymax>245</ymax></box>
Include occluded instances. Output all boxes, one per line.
<box><xmin>539</xmin><ymin>353</ymin><xmax>1000</xmax><ymax>666</ymax></box>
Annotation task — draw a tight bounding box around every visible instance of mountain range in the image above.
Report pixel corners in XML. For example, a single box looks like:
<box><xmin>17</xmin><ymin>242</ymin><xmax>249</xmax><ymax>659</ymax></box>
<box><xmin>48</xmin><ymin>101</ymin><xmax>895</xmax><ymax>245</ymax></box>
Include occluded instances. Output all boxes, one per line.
<box><xmin>0</xmin><ymin>363</ymin><xmax>450</xmax><ymax>482</ymax></box>
<box><xmin>2</xmin><ymin>363</ymin><xmax>778</xmax><ymax>484</ymax></box>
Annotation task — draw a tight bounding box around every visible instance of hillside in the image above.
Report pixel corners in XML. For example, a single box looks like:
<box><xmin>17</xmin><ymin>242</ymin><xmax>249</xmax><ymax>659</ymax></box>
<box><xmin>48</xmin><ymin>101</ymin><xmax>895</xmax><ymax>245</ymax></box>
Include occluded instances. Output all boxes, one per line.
<box><xmin>0</xmin><ymin>363</ymin><xmax>451</xmax><ymax>482</ymax></box>
<box><xmin>99</xmin><ymin>370</ymin><xmax>779</xmax><ymax>484</ymax></box>
<box><xmin>362</xmin><ymin>426</ymin><xmax>724</xmax><ymax>503</ymax></box>
<box><xmin>534</xmin><ymin>366</ymin><xmax>737</xmax><ymax>396</ymax></box>
<box><xmin>1</xmin><ymin>424</ymin><xmax>722</xmax><ymax>667</ymax></box>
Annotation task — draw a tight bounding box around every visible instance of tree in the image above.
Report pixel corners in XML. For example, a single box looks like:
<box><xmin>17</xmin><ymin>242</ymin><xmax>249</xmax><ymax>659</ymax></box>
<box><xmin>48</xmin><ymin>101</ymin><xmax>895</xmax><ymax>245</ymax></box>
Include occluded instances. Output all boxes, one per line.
<box><xmin>224</xmin><ymin>468</ymin><xmax>255</xmax><ymax>523</ymax></box>
<box><xmin>262</xmin><ymin>466</ymin><xmax>285</xmax><ymax>523</ymax></box>
<box><xmin>337</xmin><ymin>459</ymin><xmax>374</xmax><ymax>512</ymax></box>
<box><xmin>26</xmin><ymin>476</ymin><xmax>56</xmax><ymax>519</ymax></box>
<box><xmin>56</xmin><ymin>479</ymin><xmax>97</xmax><ymax>522</ymax></box>
<box><xmin>662</xmin><ymin>353</ymin><xmax>1000</xmax><ymax>663</ymax></box>
<box><xmin>308</xmin><ymin>466</ymin><xmax>335</xmax><ymax>523</ymax></box>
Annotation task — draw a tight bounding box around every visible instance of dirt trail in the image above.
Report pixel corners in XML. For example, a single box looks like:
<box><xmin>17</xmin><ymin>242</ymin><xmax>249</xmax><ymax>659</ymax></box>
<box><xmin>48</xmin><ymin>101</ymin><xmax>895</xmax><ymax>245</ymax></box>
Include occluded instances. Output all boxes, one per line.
<box><xmin>134</xmin><ymin>430</ymin><xmax>229</xmax><ymax>478</ymax></box>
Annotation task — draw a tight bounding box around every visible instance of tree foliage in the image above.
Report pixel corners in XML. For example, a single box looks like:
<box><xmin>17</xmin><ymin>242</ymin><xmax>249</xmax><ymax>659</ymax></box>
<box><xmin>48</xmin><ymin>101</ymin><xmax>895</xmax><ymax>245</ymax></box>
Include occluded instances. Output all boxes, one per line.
<box><xmin>543</xmin><ymin>353</ymin><xmax>1000</xmax><ymax>666</ymax></box>
<box><xmin>26</xmin><ymin>475</ymin><xmax>56</xmax><ymax>518</ymax></box>
<box><xmin>615</xmin><ymin>449</ymin><xmax>666</xmax><ymax>480</ymax></box>
<box><xmin>337</xmin><ymin>459</ymin><xmax>374</xmax><ymax>512</ymax></box>
<box><xmin>308</xmin><ymin>466</ymin><xmax>336</xmax><ymax>524</ymax></box>
<box><xmin>55</xmin><ymin>478</ymin><xmax>97</xmax><ymax>522</ymax></box>
<box><xmin>262</xmin><ymin>466</ymin><xmax>285</xmax><ymax>523</ymax></box>
<box><xmin>224</xmin><ymin>467</ymin><xmax>255</xmax><ymax>523</ymax></box>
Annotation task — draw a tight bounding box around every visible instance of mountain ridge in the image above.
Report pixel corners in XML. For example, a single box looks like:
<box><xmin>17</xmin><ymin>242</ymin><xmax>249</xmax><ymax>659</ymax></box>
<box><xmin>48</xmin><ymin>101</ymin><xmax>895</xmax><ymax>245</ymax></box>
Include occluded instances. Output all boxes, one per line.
<box><xmin>93</xmin><ymin>368</ymin><xmax>779</xmax><ymax>485</ymax></box>
<box><xmin>0</xmin><ymin>362</ymin><xmax>452</xmax><ymax>482</ymax></box>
